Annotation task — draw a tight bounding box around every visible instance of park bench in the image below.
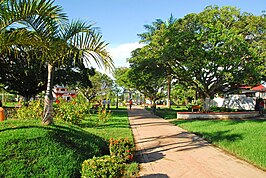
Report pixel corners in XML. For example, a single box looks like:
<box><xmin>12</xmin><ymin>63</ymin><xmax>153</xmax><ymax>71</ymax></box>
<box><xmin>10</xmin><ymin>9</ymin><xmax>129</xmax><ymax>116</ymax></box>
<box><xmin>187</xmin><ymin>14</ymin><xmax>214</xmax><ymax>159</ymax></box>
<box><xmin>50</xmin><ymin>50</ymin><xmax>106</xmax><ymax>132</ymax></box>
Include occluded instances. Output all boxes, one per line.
<box><xmin>192</xmin><ymin>105</ymin><xmax>201</xmax><ymax>112</ymax></box>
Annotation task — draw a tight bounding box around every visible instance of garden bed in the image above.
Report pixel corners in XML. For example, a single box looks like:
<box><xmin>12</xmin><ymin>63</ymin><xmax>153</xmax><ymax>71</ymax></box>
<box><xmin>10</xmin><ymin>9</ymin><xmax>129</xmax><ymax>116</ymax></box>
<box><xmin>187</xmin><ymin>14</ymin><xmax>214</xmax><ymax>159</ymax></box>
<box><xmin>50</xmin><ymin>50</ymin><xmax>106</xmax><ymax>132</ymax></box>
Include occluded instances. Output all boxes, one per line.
<box><xmin>177</xmin><ymin>111</ymin><xmax>259</xmax><ymax>120</ymax></box>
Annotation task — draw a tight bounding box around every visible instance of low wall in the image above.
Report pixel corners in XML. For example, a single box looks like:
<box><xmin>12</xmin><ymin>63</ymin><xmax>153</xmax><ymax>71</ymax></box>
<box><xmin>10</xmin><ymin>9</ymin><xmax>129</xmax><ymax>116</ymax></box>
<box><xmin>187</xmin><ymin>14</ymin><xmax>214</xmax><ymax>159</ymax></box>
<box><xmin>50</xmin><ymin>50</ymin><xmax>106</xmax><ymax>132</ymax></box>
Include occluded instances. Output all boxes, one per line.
<box><xmin>177</xmin><ymin>111</ymin><xmax>259</xmax><ymax>120</ymax></box>
<box><xmin>212</xmin><ymin>95</ymin><xmax>256</xmax><ymax>110</ymax></box>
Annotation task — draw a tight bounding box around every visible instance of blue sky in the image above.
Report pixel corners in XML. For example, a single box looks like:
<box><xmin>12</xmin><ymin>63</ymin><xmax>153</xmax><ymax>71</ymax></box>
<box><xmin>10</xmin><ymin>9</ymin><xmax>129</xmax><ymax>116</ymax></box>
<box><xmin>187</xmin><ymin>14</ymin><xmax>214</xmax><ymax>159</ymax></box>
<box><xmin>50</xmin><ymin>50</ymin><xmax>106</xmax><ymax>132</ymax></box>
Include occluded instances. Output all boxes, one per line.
<box><xmin>55</xmin><ymin>0</ymin><xmax>265</xmax><ymax>70</ymax></box>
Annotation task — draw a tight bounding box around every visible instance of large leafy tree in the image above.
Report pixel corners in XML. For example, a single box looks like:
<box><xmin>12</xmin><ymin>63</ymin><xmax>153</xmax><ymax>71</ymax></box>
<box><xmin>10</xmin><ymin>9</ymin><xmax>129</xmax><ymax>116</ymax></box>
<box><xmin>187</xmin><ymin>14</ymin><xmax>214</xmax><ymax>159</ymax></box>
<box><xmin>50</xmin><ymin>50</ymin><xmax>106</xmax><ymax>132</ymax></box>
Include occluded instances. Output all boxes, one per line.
<box><xmin>151</xmin><ymin>6</ymin><xmax>264</xmax><ymax>110</ymax></box>
<box><xmin>0</xmin><ymin>38</ymin><xmax>95</xmax><ymax>103</ymax></box>
<box><xmin>128</xmin><ymin>47</ymin><xmax>166</xmax><ymax>104</ymax></box>
<box><xmin>0</xmin><ymin>0</ymin><xmax>66</xmax><ymax>103</ymax></box>
<box><xmin>113</xmin><ymin>67</ymin><xmax>135</xmax><ymax>99</ymax></box>
<box><xmin>78</xmin><ymin>71</ymin><xmax>113</xmax><ymax>102</ymax></box>
<box><xmin>0</xmin><ymin>45</ymin><xmax>47</xmax><ymax>101</ymax></box>
<box><xmin>0</xmin><ymin>0</ymin><xmax>113</xmax><ymax>124</ymax></box>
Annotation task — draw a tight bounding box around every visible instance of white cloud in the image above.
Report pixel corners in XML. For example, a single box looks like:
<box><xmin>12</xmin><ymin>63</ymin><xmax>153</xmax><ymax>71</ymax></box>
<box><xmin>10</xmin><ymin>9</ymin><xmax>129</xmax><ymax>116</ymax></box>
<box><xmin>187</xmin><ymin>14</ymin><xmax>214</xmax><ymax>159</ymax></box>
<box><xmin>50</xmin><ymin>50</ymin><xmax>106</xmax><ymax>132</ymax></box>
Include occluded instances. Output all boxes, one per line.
<box><xmin>88</xmin><ymin>42</ymin><xmax>144</xmax><ymax>78</ymax></box>
<box><xmin>108</xmin><ymin>42</ymin><xmax>144</xmax><ymax>68</ymax></box>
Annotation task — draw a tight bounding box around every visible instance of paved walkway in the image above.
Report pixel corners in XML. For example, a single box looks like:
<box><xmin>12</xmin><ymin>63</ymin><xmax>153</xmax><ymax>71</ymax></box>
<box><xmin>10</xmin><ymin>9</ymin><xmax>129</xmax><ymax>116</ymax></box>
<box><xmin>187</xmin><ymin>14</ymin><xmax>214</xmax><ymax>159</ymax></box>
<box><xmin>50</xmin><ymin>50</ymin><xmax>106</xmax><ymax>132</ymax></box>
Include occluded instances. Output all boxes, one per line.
<box><xmin>128</xmin><ymin>107</ymin><xmax>266</xmax><ymax>178</ymax></box>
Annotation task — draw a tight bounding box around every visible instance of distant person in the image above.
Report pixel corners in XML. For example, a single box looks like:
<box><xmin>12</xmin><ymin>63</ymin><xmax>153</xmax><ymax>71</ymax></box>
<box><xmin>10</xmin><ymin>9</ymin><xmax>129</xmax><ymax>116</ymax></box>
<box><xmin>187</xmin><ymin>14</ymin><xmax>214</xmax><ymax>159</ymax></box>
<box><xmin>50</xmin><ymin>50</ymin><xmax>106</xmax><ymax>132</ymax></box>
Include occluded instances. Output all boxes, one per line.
<box><xmin>259</xmin><ymin>99</ymin><xmax>264</xmax><ymax>116</ymax></box>
<box><xmin>107</xmin><ymin>99</ymin><xmax>111</xmax><ymax>109</ymax></box>
<box><xmin>129</xmin><ymin>99</ymin><xmax>133</xmax><ymax>110</ymax></box>
<box><xmin>102</xmin><ymin>99</ymin><xmax>107</xmax><ymax>109</ymax></box>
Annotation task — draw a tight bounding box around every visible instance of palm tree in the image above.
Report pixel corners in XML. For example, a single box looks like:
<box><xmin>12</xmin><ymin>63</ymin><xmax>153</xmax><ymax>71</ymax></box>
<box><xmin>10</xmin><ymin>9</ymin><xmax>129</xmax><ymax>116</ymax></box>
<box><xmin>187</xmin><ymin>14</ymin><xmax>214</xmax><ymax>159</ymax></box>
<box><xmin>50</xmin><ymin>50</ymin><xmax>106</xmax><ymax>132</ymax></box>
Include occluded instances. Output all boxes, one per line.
<box><xmin>42</xmin><ymin>21</ymin><xmax>113</xmax><ymax>125</ymax></box>
<box><xmin>0</xmin><ymin>0</ymin><xmax>113</xmax><ymax>125</ymax></box>
<box><xmin>138</xmin><ymin>14</ymin><xmax>176</xmax><ymax>108</ymax></box>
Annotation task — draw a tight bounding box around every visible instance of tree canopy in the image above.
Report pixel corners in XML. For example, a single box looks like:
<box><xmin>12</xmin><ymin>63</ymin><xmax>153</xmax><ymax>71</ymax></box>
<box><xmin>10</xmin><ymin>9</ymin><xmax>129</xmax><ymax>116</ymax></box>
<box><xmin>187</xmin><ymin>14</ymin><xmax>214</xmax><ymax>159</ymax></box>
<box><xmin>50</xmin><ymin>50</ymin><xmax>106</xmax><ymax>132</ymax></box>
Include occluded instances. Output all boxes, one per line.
<box><xmin>130</xmin><ymin>6</ymin><xmax>265</xmax><ymax>104</ymax></box>
<box><xmin>78</xmin><ymin>71</ymin><xmax>113</xmax><ymax>102</ymax></box>
<box><xmin>128</xmin><ymin>47</ymin><xmax>166</xmax><ymax>102</ymax></box>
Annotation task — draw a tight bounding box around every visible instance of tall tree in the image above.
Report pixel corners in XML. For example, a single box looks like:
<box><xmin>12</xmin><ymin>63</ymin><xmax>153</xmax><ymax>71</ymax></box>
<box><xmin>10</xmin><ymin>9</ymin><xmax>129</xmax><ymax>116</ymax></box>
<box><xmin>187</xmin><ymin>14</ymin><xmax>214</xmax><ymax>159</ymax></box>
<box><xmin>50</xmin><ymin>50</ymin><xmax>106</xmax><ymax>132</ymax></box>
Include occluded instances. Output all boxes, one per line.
<box><xmin>0</xmin><ymin>38</ymin><xmax>95</xmax><ymax>103</ymax></box>
<box><xmin>138</xmin><ymin>14</ymin><xmax>177</xmax><ymax>108</ymax></box>
<box><xmin>0</xmin><ymin>45</ymin><xmax>47</xmax><ymax>101</ymax></box>
<box><xmin>156</xmin><ymin>6</ymin><xmax>264</xmax><ymax>110</ymax></box>
<box><xmin>78</xmin><ymin>71</ymin><xmax>113</xmax><ymax>102</ymax></box>
<box><xmin>113</xmin><ymin>67</ymin><xmax>135</xmax><ymax>99</ymax></box>
<box><xmin>128</xmin><ymin>47</ymin><xmax>166</xmax><ymax>104</ymax></box>
<box><xmin>41</xmin><ymin>21</ymin><xmax>113</xmax><ymax>125</ymax></box>
<box><xmin>0</xmin><ymin>0</ymin><xmax>113</xmax><ymax>124</ymax></box>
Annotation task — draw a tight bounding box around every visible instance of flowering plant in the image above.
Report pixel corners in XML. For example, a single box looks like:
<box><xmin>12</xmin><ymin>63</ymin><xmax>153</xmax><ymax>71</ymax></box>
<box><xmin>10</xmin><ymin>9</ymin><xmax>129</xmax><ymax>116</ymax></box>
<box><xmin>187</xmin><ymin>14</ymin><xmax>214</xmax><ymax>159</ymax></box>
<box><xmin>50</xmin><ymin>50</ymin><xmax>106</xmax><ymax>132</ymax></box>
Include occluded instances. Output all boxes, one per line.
<box><xmin>54</xmin><ymin>97</ymin><xmax>89</xmax><ymax>125</ymax></box>
<box><xmin>109</xmin><ymin>138</ymin><xmax>134</xmax><ymax>162</ymax></box>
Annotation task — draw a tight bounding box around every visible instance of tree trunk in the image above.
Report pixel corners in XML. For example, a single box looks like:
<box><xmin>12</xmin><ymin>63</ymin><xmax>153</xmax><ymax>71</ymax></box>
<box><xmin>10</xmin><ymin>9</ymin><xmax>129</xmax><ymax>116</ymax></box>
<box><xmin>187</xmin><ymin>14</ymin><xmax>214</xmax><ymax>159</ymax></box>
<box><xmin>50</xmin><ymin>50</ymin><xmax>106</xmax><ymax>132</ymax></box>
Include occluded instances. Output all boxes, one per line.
<box><xmin>42</xmin><ymin>63</ymin><xmax>54</xmax><ymax>125</ymax></box>
<box><xmin>167</xmin><ymin>75</ymin><xmax>171</xmax><ymax>108</ymax></box>
<box><xmin>203</xmin><ymin>97</ymin><xmax>211</xmax><ymax>112</ymax></box>
<box><xmin>129</xmin><ymin>91</ymin><xmax>132</xmax><ymax>100</ymax></box>
<box><xmin>116</xmin><ymin>93</ymin><xmax>119</xmax><ymax>109</ymax></box>
<box><xmin>152</xmin><ymin>99</ymin><xmax>156</xmax><ymax>114</ymax></box>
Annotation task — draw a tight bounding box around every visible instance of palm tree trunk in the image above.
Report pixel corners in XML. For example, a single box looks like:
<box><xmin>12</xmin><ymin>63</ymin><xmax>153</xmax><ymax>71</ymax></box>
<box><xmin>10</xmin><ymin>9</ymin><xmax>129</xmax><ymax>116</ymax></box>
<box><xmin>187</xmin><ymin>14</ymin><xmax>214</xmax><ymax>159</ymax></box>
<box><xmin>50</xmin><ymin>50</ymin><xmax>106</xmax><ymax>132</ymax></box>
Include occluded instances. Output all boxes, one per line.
<box><xmin>116</xmin><ymin>93</ymin><xmax>119</xmax><ymax>109</ymax></box>
<box><xmin>167</xmin><ymin>75</ymin><xmax>171</xmax><ymax>108</ymax></box>
<box><xmin>43</xmin><ymin>63</ymin><xmax>54</xmax><ymax>125</ymax></box>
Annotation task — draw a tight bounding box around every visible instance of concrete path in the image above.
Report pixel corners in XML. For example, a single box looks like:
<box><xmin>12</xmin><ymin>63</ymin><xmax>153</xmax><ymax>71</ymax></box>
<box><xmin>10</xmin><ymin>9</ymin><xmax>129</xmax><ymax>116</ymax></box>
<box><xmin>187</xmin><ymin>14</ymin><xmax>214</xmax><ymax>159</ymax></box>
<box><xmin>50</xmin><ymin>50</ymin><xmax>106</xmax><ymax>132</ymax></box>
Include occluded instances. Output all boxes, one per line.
<box><xmin>128</xmin><ymin>107</ymin><xmax>266</xmax><ymax>178</ymax></box>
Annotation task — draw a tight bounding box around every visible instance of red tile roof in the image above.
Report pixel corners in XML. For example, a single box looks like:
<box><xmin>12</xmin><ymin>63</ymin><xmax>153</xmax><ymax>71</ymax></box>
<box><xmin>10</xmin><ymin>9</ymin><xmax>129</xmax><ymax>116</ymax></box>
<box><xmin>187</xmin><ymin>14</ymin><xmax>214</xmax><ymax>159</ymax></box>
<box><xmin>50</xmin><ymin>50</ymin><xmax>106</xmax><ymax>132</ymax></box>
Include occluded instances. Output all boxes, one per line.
<box><xmin>252</xmin><ymin>84</ymin><xmax>266</xmax><ymax>91</ymax></box>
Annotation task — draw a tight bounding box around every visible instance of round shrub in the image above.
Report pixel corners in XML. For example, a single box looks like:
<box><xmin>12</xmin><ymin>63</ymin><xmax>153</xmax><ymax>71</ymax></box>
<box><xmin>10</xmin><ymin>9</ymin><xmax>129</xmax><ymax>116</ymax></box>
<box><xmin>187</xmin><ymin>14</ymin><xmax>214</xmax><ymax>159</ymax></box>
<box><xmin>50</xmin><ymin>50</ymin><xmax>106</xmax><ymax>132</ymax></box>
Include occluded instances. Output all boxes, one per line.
<box><xmin>13</xmin><ymin>99</ymin><xmax>43</xmax><ymax>120</ymax></box>
<box><xmin>109</xmin><ymin>138</ymin><xmax>134</xmax><ymax>163</ymax></box>
<box><xmin>81</xmin><ymin>155</ymin><xmax>124</xmax><ymax>178</ymax></box>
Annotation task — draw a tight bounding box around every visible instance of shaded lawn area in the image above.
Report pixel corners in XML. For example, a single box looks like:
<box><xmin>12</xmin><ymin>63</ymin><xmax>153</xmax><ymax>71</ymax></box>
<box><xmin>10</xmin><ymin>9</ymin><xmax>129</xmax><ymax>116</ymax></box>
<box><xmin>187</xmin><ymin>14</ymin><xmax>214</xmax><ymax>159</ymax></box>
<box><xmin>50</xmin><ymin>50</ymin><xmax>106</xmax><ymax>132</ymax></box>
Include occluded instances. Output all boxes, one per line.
<box><xmin>0</xmin><ymin>110</ymin><xmax>133</xmax><ymax>177</ymax></box>
<box><xmin>153</xmin><ymin>105</ymin><xmax>188</xmax><ymax>119</ymax></box>
<box><xmin>80</xmin><ymin>111</ymin><xmax>133</xmax><ymax>142</ymax></box>
<box><xmin>0</xmin><ymin>120</ymin><xmax>107</xmax><ymax>177</ymax></box>
<box><xmin>157</xmin><ymin>108</ymin><xmax>266</xmax><ymax>170</ymax></box>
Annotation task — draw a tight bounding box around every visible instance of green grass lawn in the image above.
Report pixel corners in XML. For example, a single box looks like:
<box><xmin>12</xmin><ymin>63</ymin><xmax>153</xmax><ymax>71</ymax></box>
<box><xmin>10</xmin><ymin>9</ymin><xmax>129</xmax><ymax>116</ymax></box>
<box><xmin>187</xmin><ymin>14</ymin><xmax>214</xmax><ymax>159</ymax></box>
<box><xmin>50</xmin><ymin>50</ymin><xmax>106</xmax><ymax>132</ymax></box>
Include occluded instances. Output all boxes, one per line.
<box><xmin>2</xmin><ymin>102</ymin><xmax>19</xmax><ymax>107</ymax></box>
<box><xmin>0</xmin><ymin>110</ymin><xmax>134</xmax><ymax>177</ymax></box>
<box><xmin>109</xmin><ymin>106</ymin><xmax>128</xmax><ymax>111</ymax></box>
<box><xmin>152</xmin><ymin>105</ymin><xmax>188</xmax><ymax>119</ymax></box>
<box><xmin>157</xmin><ymin>109</ymin><xmax>266</xmax><ymax>170</ymax></box>
<box><xmin>80</xmin><ymin>111</ymin><xmax>133</xmax><ymax>142</ymax></box>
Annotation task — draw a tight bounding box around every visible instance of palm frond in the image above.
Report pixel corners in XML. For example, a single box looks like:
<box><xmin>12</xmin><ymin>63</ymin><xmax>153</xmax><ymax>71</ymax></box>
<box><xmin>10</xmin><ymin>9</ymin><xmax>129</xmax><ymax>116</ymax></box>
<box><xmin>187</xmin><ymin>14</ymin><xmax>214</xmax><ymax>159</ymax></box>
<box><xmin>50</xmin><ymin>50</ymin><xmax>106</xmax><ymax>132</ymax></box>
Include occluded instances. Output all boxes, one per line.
<box><xmin>59</xmin><ymin>19</ymin><xmax>92</xmax><ymax>41</ymax></box>
<box><xmin>69</xmin><ymin>30</ymin><xmax>114</xmax><ymax>72</ymax></box>
<box><xmin>0</xmin><ymin>0</ymin><xmax>67</xmax><ymax>39</ymax></box>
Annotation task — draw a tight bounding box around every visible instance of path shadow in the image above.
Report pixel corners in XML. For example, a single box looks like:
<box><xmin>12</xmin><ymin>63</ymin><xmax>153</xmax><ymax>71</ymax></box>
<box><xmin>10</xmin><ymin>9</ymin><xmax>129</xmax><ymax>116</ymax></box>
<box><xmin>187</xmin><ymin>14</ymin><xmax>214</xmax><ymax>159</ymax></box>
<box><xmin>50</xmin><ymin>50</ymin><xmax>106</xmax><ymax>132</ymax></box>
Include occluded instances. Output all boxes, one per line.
<box><xmin>134</xmin><ymin>129</ymin><xmax>243</xmax><ymax>165</ymax></box>
<box><xmin>136</xmin><ymin>151</ymin><xmax>164</xmax><ymax>163</ymax></box>
<box><xmin>141</xmin><ymin>173</ymin><xmax>169</xmax><ymax>178</ymax></box>
<box><xmin>134</xmin><ymin>131</ymin><xmax>211</xmax><ymax>165</ymax></box>
<box><xmin>130</xmin><ymin>122</ymin><xmax>171</xmax><ymax>127</ymax></box>
<box><xmin>195</xmin><ymin>130</ymin><xmax>243</xmax><ymax>143</ymax></box>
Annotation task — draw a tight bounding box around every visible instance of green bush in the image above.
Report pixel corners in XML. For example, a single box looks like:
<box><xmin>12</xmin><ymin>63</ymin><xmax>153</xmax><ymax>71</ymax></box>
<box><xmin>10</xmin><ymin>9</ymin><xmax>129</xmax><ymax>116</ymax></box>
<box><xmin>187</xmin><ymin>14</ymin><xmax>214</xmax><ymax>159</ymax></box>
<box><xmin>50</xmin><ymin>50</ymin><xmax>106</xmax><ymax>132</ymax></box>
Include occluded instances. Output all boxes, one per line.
<box><xmin>123</xmin><ymin>162</ymin><xmax>139</xmax><ymax>178</ymax></box>
<box><xmin>109</xmin><ymin>138</ymin><xmax>134</xmax><ymax>163</ymax></box>
<box><xmin>54</xmin><ymin>97</ymin><xmax>90</xmax><ymax>125</ymax></box>
<box><xmin>13</xmin><ymin>100</ymin><xmax>43</xmax><ymax>120</ymax></box>
<box><xmin>81</xmin><ymin>155</ymin><xmax>124</xmax><ymax>178</ymax></box>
